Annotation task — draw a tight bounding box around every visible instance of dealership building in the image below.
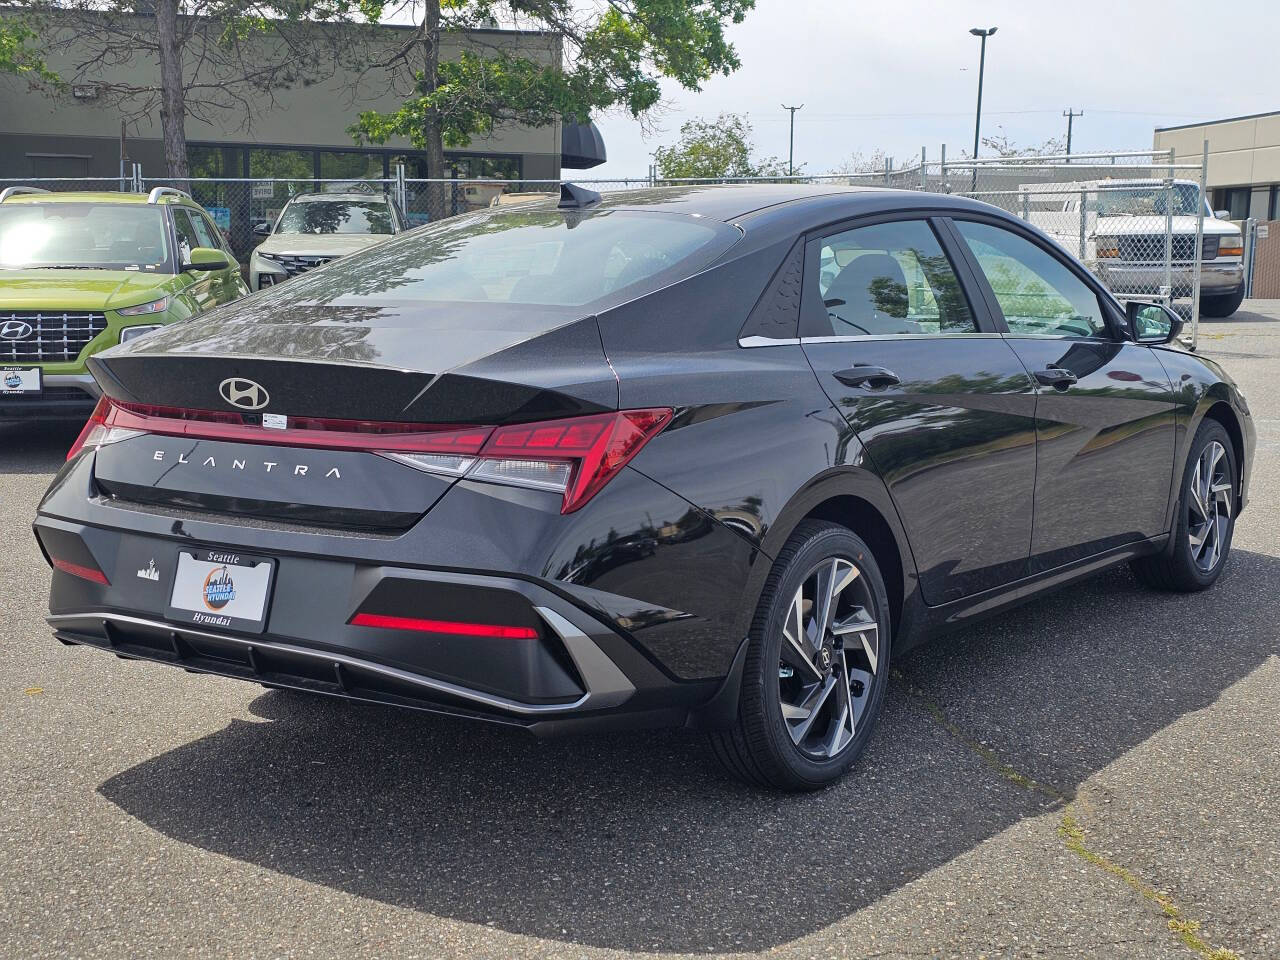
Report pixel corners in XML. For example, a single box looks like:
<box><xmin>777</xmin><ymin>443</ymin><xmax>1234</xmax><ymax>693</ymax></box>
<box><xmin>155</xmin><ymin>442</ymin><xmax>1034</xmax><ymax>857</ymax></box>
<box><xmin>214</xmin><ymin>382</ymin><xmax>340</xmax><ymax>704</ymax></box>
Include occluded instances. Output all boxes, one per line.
<box><xmin>1154</xmin><ymin>111</ymin><xmax>1280</xmax><ymax>221</ymax></box>
<box><xmin>0</xmin><ymin>17</ymin><xmax>605</xmax><ymax>188</ymax></box>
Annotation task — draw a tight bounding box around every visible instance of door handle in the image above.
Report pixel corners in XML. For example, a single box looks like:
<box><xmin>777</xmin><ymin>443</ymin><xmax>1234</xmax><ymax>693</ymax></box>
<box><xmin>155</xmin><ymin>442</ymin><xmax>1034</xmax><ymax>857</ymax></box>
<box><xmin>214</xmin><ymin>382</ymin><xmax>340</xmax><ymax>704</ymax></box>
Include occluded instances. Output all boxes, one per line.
<box><xmin>833</xmin><ymin>364</ymin><xmax>900</xmax><ymax>388</ymax></box>
<box><xmin>1034</xmin><ymin>364</ymin><xmax>1078</xmax><ymax>389</ymax></box>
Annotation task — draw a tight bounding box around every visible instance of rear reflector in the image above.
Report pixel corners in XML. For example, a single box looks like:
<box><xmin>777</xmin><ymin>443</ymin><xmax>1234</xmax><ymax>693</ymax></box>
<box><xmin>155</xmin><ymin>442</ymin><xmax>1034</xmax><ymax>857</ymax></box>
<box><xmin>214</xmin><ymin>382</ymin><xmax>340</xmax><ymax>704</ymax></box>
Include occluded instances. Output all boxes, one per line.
<box><xmin>69</xmin><ymin>397</ymin><xmax>673</xmax><ymax>513</ymax></box>
<box><xmin>350</xmin><ymin>612</ymin><xmax>539</xmax><ymax>639</ymax></box>
<box><xmin>50</xmin><ymin>557</ymin><xmax>110</xmax><ymax>585</ymax></box>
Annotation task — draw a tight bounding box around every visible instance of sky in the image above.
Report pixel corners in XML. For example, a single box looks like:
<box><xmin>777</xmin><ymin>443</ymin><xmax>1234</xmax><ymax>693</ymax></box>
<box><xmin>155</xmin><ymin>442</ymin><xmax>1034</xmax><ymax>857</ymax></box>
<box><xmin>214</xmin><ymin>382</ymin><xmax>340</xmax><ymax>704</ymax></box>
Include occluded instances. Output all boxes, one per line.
<box><xmin>584</xmin><ymin>0</ymin><xmax>1280</xmax><ymax>180</ymax></box>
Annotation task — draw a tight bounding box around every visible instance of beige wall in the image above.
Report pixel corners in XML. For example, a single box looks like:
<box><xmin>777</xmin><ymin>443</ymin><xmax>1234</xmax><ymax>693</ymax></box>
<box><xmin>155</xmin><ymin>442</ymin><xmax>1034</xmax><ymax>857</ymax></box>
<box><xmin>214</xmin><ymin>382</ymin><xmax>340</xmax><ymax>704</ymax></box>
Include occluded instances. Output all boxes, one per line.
<box><xmin>0</xmin><ymin>16</ymin><xmax>560</xmax><ymax>164</ymax></box>
<box><xmin>1153</xmin><ymin>112</ymin><xmax>1280</xmax><ymax>189</ymax></box>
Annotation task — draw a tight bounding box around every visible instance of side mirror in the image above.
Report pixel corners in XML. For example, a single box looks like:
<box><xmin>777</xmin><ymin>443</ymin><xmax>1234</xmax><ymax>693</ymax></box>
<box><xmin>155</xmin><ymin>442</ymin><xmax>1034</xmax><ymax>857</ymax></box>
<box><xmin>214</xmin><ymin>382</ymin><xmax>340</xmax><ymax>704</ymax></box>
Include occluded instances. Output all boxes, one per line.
<box><xmin>183</xmin><ymin>247</ymin><xmax>230</xmax><ymax>272</ymax></box>
<box><xmin>253</xmin><ymin>221</ymin><xmax>271</xmax><ymax>237</ymax></box>
<box><xmin>1214</xmin><ymin>209</ymin><xmax>1231</xmax><ymax>220</ymax></box>
<box><xmin>1126</xmin><ymin>301</ymin><xmax>1183</xmax><ymax>345</ymax></box>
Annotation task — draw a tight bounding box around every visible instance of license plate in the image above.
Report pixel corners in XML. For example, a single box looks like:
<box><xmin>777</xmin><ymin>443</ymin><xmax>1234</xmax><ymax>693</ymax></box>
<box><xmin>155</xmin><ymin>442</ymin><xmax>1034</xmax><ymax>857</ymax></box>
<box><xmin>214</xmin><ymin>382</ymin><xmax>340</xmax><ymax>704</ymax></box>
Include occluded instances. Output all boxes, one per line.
<box><xmin>1</xmin><ymin>367</ymin><xmax>41</xmax><ymax>394</ymax></box>
<box><xmin>166</xmin><ymin>549</ymin><xmax>275</xmax><ymax>633</ymax></box>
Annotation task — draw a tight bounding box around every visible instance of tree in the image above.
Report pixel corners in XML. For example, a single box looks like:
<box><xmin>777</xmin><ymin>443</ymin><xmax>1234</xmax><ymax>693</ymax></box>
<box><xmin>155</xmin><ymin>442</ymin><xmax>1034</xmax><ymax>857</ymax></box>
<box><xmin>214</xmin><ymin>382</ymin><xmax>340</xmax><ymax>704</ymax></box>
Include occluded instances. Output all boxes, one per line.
<box><xmin>651</xmin><ymin>112</ymin><xmax>787</xmax><ymax>181</ymax></box>
<box><xmin>978</xmin><ymin>128</ymin><xmax>1066</xmax><ymax>158</ymax></box>
<box><xmin>0</xmin><ymin>21</ymin><xmax>58</xmax><ymax>83</ymax></box>
<box><xmin>827</xmin><ymin>150</ymin><xmax>888</xmax><ymax>178</ymax></box>
<box><xmin>351</xmin><ymin>1</ymin><xmax>757</xmax><ymax>216</ymax></box>
<box><xmin>10</xmin><ymin>0</ymin><xmax>377</xmax><ymax>178</ymax></box>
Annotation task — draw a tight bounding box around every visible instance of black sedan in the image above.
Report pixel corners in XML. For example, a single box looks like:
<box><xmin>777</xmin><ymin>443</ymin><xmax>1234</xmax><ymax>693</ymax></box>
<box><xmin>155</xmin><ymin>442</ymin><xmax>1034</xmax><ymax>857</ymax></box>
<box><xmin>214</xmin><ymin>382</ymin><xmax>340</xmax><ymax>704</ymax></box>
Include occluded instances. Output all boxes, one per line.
<box><xmin>34</xmin><ymin>184</ymin><xmax>1253</xmax><ymax>790</ymax></box>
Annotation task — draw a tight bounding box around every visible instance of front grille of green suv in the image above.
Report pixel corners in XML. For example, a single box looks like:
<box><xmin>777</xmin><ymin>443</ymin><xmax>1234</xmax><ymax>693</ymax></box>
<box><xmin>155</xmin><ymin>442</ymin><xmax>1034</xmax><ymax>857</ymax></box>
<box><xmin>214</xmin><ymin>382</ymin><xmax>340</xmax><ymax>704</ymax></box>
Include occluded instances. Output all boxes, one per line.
<box><xmin>0</xmin><ymin>310</ymin><xmax>108</xmax><ymax>363</ymax></box>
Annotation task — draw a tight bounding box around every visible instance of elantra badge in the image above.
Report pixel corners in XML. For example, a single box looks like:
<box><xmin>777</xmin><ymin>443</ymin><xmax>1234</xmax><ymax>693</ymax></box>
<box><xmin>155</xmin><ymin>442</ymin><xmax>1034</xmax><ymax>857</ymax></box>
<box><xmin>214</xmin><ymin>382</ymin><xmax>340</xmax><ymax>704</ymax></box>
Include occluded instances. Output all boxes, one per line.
<box><xmin>0</xmin><ymin>320</ymin><xmax>34</xmax><ymax>341</ymax></box>
<box><xmin>219</xmin><ymin>377</ymin><xmax>269</xmax><ymax>410</ymax></box>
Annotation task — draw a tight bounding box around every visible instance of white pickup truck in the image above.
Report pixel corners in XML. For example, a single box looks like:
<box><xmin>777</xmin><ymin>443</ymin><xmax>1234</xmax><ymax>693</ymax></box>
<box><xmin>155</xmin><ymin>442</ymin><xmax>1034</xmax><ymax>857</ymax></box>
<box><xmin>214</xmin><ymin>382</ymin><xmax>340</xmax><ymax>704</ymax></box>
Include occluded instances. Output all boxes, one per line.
<box><xmin>1020</xmin><ymin>179</ymin><xmax>1245</xmax><ymax>317</ymax></box>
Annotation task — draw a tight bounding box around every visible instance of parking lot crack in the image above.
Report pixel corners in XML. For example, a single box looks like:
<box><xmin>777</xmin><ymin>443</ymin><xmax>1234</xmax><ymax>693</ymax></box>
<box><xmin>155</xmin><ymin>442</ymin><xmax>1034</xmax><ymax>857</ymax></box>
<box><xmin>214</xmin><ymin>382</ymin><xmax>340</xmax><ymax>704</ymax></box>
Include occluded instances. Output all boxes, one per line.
<box><xmin>891</xmin><ymin>668</ymin><xmax>1242</xmax><ymax>960</ymax></box>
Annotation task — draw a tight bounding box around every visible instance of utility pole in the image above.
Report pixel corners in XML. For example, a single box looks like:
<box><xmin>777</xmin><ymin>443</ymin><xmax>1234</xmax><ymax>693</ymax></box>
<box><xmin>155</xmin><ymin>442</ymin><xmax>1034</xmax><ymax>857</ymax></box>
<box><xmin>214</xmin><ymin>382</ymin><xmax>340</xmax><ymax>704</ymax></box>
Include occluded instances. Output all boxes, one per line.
<box><xmin>782</xmin><ymin>103</ymin><xmax>803</xmax><ymax>177</ymax></box>
<box><xmin>1063</xmin><ymin>108</ymin><xmax>1083</xmax><ymax>161</ymax></box>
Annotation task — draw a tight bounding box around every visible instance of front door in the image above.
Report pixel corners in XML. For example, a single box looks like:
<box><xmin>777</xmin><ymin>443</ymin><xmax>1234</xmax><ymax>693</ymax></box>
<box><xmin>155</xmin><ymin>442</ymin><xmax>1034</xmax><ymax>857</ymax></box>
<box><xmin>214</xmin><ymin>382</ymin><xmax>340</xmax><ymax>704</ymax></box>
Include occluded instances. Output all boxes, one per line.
<box><xmin>799</xmin><ymin>217</ymin><xmax>1040</xmax><ymax>605</ymax></box>
<box><xmin>948</xmin><ymin>218</ymin><xmax>1178</xmax><ymax>572</ymax></box>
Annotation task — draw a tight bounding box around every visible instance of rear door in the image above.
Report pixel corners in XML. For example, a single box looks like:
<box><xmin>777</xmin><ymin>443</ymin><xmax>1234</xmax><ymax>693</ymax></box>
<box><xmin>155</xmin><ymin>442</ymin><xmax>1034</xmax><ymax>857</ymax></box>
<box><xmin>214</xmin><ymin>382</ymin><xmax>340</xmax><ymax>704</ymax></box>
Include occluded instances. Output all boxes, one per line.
<box><xmin>946</xmin><ymin>216</ymin><xmax>1178</xmax><ymax>572</ymax></box>
<box><xmin>799</xmin><ymin>216</ymin><xmax>1040</xmax><ymax>605</ymax></box>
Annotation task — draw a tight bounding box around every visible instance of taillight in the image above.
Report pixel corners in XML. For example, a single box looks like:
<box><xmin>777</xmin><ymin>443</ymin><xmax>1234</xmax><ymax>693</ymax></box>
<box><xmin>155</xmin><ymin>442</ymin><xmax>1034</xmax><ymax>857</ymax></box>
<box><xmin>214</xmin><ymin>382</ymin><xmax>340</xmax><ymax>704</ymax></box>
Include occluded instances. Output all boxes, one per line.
<box><xmin>67</xmin><ymin>396</ymin><xmax>143</xmax><ymax>461</ymax></box>
<box><xmin>67</xmin><ymin>397</ymin><xmax>672</xmax><ymax>514</ymax></box>
<box><xmin>468</xmin><ymin>409</ymin><xmax>673</xmax><ymax>513</ymax></box>
<box><xmin>349</xmin><ymin>612</ymin><xmax>538</xmax><ymax>639</ymax></box>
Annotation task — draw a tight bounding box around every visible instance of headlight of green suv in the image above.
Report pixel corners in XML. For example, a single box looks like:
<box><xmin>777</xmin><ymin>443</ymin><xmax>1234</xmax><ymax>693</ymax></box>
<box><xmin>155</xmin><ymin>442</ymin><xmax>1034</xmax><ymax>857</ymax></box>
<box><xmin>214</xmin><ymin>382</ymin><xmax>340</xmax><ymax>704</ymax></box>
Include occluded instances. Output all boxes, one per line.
<box><xmin>117</xmin><ymin>296</ymin><xmax>170</xmax><ymax>316</ymax></box>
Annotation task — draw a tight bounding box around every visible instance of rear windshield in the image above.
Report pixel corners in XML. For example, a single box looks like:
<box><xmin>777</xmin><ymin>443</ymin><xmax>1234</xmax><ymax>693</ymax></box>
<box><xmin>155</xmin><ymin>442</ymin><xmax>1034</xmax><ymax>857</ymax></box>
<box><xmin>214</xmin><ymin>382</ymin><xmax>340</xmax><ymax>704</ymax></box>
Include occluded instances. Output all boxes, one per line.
<box><xmin>266</xmin><ymin>207</ymin><xmax>739</xmax><ymax>309</ymax></box>
<box><xmin>0</xmin><ymin>203</ymin><xmax>171</xmax><ymax>271</ymax></box>
<box><xmin>276</xmin><ymin>199</ymin><xmax>394</xmax><ymax>235</ymax></box>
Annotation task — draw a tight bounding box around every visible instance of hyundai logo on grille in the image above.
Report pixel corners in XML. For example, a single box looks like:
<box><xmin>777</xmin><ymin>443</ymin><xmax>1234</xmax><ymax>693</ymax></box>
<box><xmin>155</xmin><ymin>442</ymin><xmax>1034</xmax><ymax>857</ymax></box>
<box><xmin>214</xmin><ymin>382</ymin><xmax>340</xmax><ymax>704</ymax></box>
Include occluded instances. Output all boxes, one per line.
<box><xmin>219</xmin><ymin>377</ymin><xmax>269</xmax><ymax>410</ymax></box>
<box><xmin>0</xmin><ymin>320</ymin><xmax>34</xmax><ymax>341</ymax></box>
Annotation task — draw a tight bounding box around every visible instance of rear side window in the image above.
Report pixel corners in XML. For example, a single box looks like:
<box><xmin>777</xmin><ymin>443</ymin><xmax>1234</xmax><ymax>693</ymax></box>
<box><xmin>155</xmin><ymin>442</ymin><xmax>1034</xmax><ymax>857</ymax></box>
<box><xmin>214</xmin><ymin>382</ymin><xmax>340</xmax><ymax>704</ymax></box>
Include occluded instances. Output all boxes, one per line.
<box><xmin>272</xmin><ymin>208</ymin><xmax>739</xmax><ymax>309</ymax></box>
<box><xmin>809</xmin><ymin>220</ymin><xmax>976</xmax><ymax>337</ymax></box>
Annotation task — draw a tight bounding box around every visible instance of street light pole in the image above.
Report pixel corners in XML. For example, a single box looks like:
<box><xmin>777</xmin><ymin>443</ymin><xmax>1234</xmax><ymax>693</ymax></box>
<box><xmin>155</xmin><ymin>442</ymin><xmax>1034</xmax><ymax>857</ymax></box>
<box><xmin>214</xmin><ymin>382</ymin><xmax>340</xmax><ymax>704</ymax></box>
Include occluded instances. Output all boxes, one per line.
<box><xmin>782</xmin><ymin>103</ymin><xmax>803</xmax><ymax>177</ymax></box>
<box><xmin>969</xmin><ymin>27</ymin><xmax>997</xmax><ymax>162</ymax></box>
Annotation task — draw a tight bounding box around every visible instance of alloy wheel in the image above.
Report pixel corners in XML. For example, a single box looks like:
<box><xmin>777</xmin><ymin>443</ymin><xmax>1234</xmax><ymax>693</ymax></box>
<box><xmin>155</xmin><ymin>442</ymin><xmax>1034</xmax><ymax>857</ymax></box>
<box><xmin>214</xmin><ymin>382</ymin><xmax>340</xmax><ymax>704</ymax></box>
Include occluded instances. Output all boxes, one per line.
<box><xmin>1188</xmin><ymin>439</ymin><xmax>1232</xmax><ymax>574</ymax></box>
<box><xmin>777</xmin><ymin>556</ymin><xmax>881</xmax><ymax>760</ymax></box>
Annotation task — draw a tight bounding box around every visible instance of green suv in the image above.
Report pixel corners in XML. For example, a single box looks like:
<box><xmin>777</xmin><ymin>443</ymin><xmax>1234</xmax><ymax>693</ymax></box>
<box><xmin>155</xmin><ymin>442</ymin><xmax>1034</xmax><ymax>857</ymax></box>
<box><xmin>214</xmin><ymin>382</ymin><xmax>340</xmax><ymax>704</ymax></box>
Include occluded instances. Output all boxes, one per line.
<box><xmin>0</xmin><ymin>186</ymin><xmax>249</xmax><ymax>418</ymax></box>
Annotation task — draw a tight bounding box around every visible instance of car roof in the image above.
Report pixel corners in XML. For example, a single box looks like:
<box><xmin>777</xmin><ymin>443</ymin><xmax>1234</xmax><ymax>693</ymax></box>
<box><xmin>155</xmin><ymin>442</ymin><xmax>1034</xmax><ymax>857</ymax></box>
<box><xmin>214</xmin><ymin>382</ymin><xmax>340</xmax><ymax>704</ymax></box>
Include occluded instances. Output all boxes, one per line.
<box><xmin>288</xmin><ymin>193</ymin><xmax>388</xmax><ymax>203</ymax></box>
<box><xmin>0</xmin><ymin>190</ymin><xmax>201</xmax><ymax>208</ymax></box>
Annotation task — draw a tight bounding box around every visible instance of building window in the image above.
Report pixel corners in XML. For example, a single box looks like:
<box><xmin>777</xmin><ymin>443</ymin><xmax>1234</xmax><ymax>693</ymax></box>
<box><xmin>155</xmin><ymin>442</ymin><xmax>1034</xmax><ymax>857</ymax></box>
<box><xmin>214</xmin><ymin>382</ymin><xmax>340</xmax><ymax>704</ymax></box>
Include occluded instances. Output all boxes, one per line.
<box><xmin>319</xmin><ymin>150</ymin><xmax>386</xmax><ymax>180</ymax></box>
<box><xmin>1216</xmin><ymin>187</ymin><xmax>1251</xmax><ymax>220</ymax></box>
<box><xmin>1270</xmin><ymin>186</ymin><xmax>1280</xmax><ymax>221</ymax></box>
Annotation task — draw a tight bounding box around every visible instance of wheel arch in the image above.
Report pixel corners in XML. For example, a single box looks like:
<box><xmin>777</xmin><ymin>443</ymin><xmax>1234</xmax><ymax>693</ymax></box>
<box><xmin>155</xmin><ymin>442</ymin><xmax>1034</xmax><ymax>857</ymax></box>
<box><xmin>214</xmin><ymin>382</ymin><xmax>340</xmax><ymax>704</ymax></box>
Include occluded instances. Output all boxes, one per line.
<box><xmin>749</xmin><ymin>469</ymin><xmax>919</xmax><ymax>646</ymax></box>
<box><xmin>1200</xmin><ymin>398</ymin><xmax>1246</xmax><ymax>511</ymax></box>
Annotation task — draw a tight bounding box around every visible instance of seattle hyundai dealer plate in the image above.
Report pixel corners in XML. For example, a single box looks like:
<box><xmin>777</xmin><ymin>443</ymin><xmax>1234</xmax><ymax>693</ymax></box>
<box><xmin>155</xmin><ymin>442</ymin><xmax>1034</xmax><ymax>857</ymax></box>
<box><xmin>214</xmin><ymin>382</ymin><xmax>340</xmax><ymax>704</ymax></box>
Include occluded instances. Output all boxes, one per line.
<box><xmin>165</xmin><ymin>549</ymin><xmax>274</xmax><ymax>632</ymax></box>
<box><xmin>1</xmin><ymin>366</ymin><xmax>41</xmax><ymax>394</ymax></box>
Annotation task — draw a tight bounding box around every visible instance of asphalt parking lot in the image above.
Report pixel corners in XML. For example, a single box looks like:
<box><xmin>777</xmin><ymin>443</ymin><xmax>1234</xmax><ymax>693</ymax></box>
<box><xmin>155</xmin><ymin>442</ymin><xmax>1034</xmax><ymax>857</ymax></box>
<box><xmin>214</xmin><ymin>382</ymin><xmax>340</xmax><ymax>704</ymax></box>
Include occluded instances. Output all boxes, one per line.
<box><xmin>2</xmin><ymin>306</ymin><xmax>1278</xmax><ymax>960</ymax></box>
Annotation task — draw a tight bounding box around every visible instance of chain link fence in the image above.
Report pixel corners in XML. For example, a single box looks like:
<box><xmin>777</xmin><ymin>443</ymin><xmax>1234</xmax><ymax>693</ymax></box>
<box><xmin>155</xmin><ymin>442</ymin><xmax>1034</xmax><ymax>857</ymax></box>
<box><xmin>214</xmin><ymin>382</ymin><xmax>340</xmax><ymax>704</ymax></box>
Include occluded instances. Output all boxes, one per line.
<box><xmin>3</xmin><ymin>148</ymin><xmax>1218</xmax><ymax>346</ymax></box>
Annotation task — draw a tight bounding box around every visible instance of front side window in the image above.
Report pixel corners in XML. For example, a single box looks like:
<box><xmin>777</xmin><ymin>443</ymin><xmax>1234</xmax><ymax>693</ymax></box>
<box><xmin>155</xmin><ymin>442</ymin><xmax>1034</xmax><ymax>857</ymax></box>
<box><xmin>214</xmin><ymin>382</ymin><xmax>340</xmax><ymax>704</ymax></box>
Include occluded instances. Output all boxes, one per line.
<box><xmin>276</xmin><ymin>199</ymin><xmax>394</xmax><ymax>236</ymax></box>
<box><xmin>811</xmin><ymin>220</ymin><xmax>976</xmax><ymax>337</ymax></box>
<box><xmin>172</xmin><ymin>209</ymin><xmax>202</xmax><ymax>261</ymax></box>
<box><xmin>955</xmin><ymin>220</ymin><xmax>1108</xmax><ymax>338</ymax></box>
<box><xmin>0</xmin><ymin>203</ymin><xmax>170</xmax><ymax>272</ymax></box>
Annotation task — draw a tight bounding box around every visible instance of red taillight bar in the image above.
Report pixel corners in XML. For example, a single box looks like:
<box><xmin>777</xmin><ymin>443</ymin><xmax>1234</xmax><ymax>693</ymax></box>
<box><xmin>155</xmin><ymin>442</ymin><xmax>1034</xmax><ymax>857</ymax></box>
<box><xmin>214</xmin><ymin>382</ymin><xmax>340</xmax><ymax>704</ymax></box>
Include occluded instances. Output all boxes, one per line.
<box><xmin>70</xmin><ymin>398</ymin><xmax>492</xmax><ymax>457</ymax></box>
<box><xmin>68</xmin><ymin>397</ymin><xmax>673</xmax><ymax>513</ymax></box>
<box><xmin>349</xmin><ymin>612</ymin><xmax>538</xmax><ymax>639</ymax></box>
<box><xmin>51</xmin><ymin>557</ymin><xmax>110</xmax><ymax>585</ymax></box>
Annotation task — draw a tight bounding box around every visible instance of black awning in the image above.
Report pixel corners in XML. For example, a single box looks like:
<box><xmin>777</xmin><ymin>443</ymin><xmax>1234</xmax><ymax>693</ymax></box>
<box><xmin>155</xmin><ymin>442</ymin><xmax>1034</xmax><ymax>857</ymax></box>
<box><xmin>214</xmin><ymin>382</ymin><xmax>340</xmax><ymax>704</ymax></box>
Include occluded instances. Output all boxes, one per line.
<box><xmin>561</xmin><ymin>121</ymin><xmax>607</xmax><ymax>170</ymax></box>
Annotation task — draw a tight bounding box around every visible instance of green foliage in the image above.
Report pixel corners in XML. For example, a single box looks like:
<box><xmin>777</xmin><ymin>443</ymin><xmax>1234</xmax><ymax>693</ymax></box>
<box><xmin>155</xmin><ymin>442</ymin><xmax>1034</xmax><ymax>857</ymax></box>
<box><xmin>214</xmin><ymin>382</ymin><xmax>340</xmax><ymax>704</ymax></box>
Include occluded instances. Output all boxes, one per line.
<box><xmin>0</xmin><ymin>21</ymin><xmax>59</xmax><ymax>84</ymax></box>
<box><xmin>651</xmin><ymin>113</ymin><xmax>787</xmax><ymax>180</ymax></box>
<box><xmin>352</xmin><ymin>0</ymin><xmax>756</xmax><ymax>152</ymax></box>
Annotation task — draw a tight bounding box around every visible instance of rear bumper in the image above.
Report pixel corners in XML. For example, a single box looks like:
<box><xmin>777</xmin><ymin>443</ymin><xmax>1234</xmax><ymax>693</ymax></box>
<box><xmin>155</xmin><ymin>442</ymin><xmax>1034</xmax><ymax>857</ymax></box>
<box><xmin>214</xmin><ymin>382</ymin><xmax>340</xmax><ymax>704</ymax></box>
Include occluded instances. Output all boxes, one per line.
<box><xmin>0</xmin><ymin>373</ymin><xmax>99</xmax><ymax>419</ymax></box>
<box><xmin>33</xmin><ymin>458</ymin><xmax>749</xmax><ymax>733</ymax></box>
<box><xmin>1096</xmin><ymin>261</ymin><xmax>1243</xmax><ymax>297</ymax></box>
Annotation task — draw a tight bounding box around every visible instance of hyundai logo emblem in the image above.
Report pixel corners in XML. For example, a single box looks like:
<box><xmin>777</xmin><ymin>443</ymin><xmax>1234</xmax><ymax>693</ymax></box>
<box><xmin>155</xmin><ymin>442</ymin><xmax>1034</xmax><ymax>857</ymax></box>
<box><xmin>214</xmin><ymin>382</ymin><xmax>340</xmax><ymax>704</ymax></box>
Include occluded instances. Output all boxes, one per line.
<box><xmin>0</xmin><ymin>320</ymin><xmax>34</xmax><ymax>341</ymax></box>
<box><xmin>218</xmin><ymin>377</ymin><xmax>269</xmax><ymax>410</ymax></box>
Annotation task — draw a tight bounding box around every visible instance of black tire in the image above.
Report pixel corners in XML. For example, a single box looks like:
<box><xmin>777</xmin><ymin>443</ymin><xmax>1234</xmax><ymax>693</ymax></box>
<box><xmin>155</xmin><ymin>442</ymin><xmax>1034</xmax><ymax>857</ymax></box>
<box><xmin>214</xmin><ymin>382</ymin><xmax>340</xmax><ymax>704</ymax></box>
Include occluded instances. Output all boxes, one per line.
<box><xmin>710</xmin><ymin>520</ymin><xmax>892</xmax><ymax>791</ymax></box>
<box><xmin>1132</xmin><ymin>419</ymin><xmax>1237</xmax><ymax>592</ymax></box>
<box><xmin>1199</xmin><ymin>288</ymin><xmax>1245</xmax><ymax>319</ymax></box>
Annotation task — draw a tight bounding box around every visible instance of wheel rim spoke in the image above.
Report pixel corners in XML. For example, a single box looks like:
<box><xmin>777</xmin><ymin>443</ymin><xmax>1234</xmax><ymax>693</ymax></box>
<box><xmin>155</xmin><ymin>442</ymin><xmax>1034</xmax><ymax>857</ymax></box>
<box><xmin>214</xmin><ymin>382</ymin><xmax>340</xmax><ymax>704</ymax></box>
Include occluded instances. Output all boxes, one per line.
<box><xmin>777</xmin><ymin>551</ymin><xmax>881</xmax><ymax>760</ymax></box>
<box><xmin>1187</xmin><ymin>440</ymin><xmax>1232</xmax><ymax>574</ymax></box>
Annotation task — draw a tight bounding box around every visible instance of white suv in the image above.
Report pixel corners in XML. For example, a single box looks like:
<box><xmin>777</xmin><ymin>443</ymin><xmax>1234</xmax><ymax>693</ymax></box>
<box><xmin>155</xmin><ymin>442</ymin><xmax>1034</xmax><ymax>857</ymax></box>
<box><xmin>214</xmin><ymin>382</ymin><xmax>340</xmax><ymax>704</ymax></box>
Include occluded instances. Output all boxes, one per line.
<box><xmin>249</xmin><ymin>192</ymin><xmax>405</xmax><ymax>291</ymax></box>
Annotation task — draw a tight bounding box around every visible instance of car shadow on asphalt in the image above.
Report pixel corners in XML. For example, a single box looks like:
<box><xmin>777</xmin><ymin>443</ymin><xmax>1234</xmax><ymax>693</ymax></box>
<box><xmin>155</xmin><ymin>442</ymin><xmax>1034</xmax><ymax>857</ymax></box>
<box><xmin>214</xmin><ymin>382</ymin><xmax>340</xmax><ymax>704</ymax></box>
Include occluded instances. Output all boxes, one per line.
<box><xmin>96</xmin><ymin>549</ymin><xmax>1280</xmax><ymax>953</ymax></box>
<box><xmin>0</xmin><ymin>420</ymin><xmax>84</xmax><ymax>475</ymax></box>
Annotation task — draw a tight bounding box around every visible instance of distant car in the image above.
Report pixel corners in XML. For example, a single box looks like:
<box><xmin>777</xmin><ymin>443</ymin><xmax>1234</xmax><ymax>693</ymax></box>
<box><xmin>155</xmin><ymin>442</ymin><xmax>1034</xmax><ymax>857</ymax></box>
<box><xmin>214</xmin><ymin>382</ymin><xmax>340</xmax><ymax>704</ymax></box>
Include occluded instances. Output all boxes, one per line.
<box><xmin>0</xmin><ymin>186</ymin><xmax>248</xmax><ymax>419</ymax></box>
<box><xmin>248</xmin><ymin>192</ymin><xmax>405</xmax><ymax>291</ymax></box>
<box><xmin>1022</xmin><ymin>179</ymin><xmax>1246</xmax><ymax>317</ymax></box>
<box><xmin>37</xmin><ymin>184</ymin><xmax>1254</xmax><ymax>791</ymax></box>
